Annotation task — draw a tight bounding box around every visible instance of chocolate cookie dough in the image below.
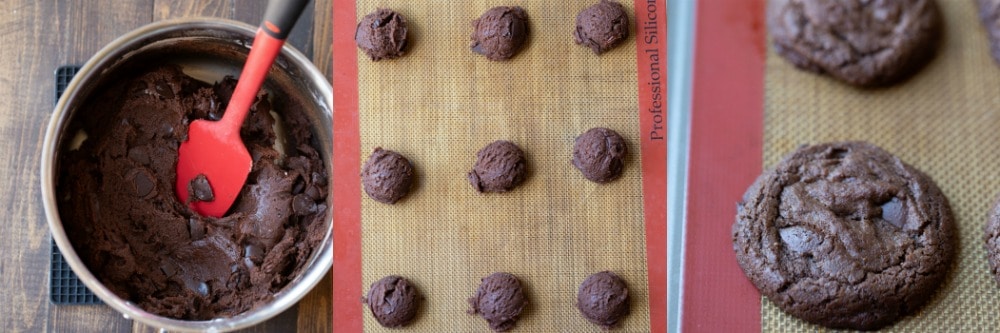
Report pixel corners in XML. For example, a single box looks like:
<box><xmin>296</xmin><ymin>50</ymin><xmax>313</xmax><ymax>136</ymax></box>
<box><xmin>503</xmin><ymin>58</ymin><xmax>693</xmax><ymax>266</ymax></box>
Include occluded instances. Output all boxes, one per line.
<box><xmin>471</xmin><ymin>6</ymin><xmax>529</xmax><ymax>61</ymax></box>
<box><xmin>574</xmin><ymin>0</ymin><xmax>629</xmax><ymax>55</ymax></box>
<box><xmin>468</xmin><ymin>272</ymin><xmax>527</xmax><ymax>332</ymax></box>
<box><xmin>468</xmin><ymin>140</ymin><xmax>527</xmax><ymax>193</ymax></box>
<box><xmin>768</xmin><ymin>0</ymin><xmax>942</xmax><ymax>86</ymax></box>
<box><xmin>577</xmin><ymin>271</ymin><xmax>630</xmax><ymax>329</ymax></box>
<box><xmin>355</xmin><ymin>8</ymin><xmax>409</xmax><ymax>61</ymax></box>
<box><xmin>57</xmin><ymin>65</ymin><xmax>329</xmax><ymax>320</ymax></box>
<box><xmin>573</xmin><ymin>127</ymin><xmax>627</xmax><ymax>183</ymax></box>
<box><xmin>979</xmin><ymin>0</ymin><xmax>1000</xmax><ymax>65</ymax></box>
<box><xmin>361</xmin><ymin>148</ymin><xmax>414</xmax><ymax>204</ymax></box>
<box><xmin>364</xmin><ymin>275</ymin><xmax>421</xmax><ymax>328</ymax></box>
<box><xmin>732</xmin><ymin>142</ymin><xmax>954</xmax><ymax>330</ymax></box>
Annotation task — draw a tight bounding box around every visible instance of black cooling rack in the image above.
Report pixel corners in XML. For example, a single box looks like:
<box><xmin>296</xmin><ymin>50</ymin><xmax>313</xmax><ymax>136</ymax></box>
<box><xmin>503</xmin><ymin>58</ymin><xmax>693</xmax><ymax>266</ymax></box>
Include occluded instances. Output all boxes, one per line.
<box><xmin>50</xmin><ymin>65</ymin><xmax>102</xmax><ymax>305</ymax></box>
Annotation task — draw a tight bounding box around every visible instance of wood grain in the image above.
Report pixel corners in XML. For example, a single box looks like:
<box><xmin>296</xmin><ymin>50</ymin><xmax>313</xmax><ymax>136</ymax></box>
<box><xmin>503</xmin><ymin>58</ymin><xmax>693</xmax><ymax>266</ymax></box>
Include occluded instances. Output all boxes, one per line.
<box><xmin>311</xmin><ymin>0</ymin><xmax>333</xmax><ymax>81</ymax></box>
<box><xmin>154</xmin><ymin>0</ymin><xmax>316</xmax><ymax>58</ymax></box>
<box><xmin>0</xmin><ymin>0</ymin><xmax>332</xmax><ymax>332</ymax></box>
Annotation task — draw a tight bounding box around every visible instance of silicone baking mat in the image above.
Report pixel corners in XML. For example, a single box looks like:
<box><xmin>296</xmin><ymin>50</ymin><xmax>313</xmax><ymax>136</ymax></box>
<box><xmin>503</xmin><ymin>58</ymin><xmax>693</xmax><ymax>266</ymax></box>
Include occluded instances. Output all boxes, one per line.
<box><xmin>330</xmin><ymin>0</ymin><xmax>667</xmax><ymax>332</ymax></box>
<box><xmin>681</xmin><ymin>0</ymin><xmax>1000</xmax><ymax>331</ymax></box>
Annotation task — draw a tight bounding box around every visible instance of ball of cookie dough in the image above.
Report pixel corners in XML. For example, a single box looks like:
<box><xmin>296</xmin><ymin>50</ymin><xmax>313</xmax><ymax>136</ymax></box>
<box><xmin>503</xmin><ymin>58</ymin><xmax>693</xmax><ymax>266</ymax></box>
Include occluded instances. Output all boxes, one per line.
<box><xmin>361</xmin><ymin>148</ymin><xmax>414</xmax><ymax>204</ymax></box>
<box><xmin>364</xmin><ymin>275</ymin><xmax>421</xmax><ymax>328</ymax></box>
<box><xmin>468</xmin><ymin>140</ymin><xmax>527</xmax><ymax>193</ymax></box>
<box><xmin>573</xmin><ymin>127</ymin><xmax>627</xmax><ymax>183</ymax></box>
<box><xmin>985</xmin><ymin>198</ymin><xmax>1000</xmax><ymax>286</ymax></box>
<box><xmin>355</xmin><ymin>8</ymin><xmax>408</xmax><ymax>61</ymax></box>
<box><xmin>574</xmin><ymin>0</ymin><xmax>629</xmax><ymax>54</ymax></box>
<box><xmin>468</xmin><ymin>272</ymin><xmax>527</xmax><ymax>332</ymax></box>
<box><xmin>733</xmin><ymin>141</ymin><xmax>954</xmax><ymax>330</ymax></box>
<box><xmin>577</xmin><ymin>271</ymin><xmax>630</xmax><ymax>329</ymax></box>
<box><xmin>768</xmin><ymin>0</ymin><xmax>941</xmax><ymax>86</ymax></box>
<box><xmin>978</xmin><ymin>0</ymin><xmax>1000</xmax><ymax>66</ymax></box>
<box><xmin>471</xmin><ymin>6</ymin><xmax>529</xmax><ymax>61</ymax></box>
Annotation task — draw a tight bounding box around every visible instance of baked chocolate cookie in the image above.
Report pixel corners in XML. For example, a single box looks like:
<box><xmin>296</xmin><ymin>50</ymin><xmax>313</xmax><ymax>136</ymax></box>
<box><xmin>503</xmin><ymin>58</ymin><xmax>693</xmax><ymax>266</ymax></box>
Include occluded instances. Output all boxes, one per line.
<box><xmin>733</xmin><ymin>142</ymin><xmax>954</xmax><ymax>330</ymax></box>
<box><xmin>978</xmin><ymin>0</ymin><xmax>1000</xmax><ymax>65</ymax></box>
<box><xmin>361</xmin><ymin>148</ymin><xmax>414</xmax><ymax>204</ymax></box>
<box><xmin>768</xmin><ymin>0</ymin><xmax>942</xmax><ymax>86</ymax></box>
<box><xmin>355</xmin><ymin>9</ymin><xmax>409</xmax><ymax>61</ymax></box>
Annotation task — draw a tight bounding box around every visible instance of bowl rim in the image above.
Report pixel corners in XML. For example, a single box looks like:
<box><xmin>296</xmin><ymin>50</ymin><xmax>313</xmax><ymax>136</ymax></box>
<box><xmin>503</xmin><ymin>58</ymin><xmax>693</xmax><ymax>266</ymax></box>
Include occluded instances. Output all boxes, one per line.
<box><xmin>40</xmin><ymin>17</ymin><xmax>334</xmax><ymax>332</ymax></box>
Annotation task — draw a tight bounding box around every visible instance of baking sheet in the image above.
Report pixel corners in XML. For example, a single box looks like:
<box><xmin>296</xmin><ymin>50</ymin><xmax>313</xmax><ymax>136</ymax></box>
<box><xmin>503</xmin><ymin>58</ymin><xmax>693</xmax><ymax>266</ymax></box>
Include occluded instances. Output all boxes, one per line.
<box><xmin>354</xmin><ymin>1</ymin><xmax>651</xmax><ymax>331</ymax></box>
<box><xmin>762</xmin><ymin>1</ymin><xmax>1000</xmax><ymax>331</ymax></box>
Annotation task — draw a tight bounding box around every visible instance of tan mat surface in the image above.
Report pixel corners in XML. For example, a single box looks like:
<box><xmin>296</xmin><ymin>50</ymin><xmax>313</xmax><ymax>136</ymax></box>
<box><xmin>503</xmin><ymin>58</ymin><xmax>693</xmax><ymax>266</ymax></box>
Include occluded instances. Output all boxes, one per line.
<box><xmin>355</xmin><ymin>1</ymin><xmax>651</xmax><ymax>331</ymax></box>
<box><xmin>763</xmin><ymin>0</ymin><xmax>1000</xmax><ymax>331</ymax></box>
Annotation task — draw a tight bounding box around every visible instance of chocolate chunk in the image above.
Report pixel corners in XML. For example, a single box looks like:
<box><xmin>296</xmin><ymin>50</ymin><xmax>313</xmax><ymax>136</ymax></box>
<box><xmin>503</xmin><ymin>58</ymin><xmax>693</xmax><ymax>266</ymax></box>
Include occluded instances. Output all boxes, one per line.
<box><xmin>187</xmin><ymin>217</ymin><xmax>205</xmax><ymax>241</ymax></box>
<box><xmin>572</xmin><ymin>127</ymin><xmax>627</xmax><ymax>183</ymax></box>
<box><xmin>154</xmin><ymin>79</ymin><xmax>174</xmax><ymax>99</ymax></box>
<box><xmin>468</xmin><ymin>272</ymin><xmax>527</xmax><ymax>332</ymax></box>
<box><xmin>881</xmin><ymin>197</ymin><xmax>906</xmax><ymax>228</ymax></box>
<box><xmin>292</xmin><ymin>176</ymin><xmax>305</xmax><ymax>195</ymax></box>
<box><xmin>574</xmin><ymin>0</ymin><xmax>629</xmax><ymax>54</ymax></box>
<box><xmin>160</xmin><ymin>260</ymin><xmax>179</xmax><ymax>277</ymax></box>
<box><xmin>355</xmin><ymin>9</ymin><xmax>409</xmax><ymax>61</ymax></box>
<box><xmin>244</xmin><ymin>243</ymin><xmax>264</xmax><ymax>264</ymax></box>
<box><xmin>304</xmin><ymin>184</ymin><xmax>322</xmax><ymax>200</ymax></box>
<box><xmin>292</xmin><ymin>194</ymin><xmax>316</xmax><ymax>214</ymax></box>
<box><xmin>468</xmin><ymin>140</ymin><xmax>527</xmax><ymax>193</ymax></box>
<box><xmin>132</xmin><ymin>170</ymin><xmax>155</xmax><ymax>198</ymax></box>
<box><xmin>187</xmin><ymin>174</ymin><xmax>215</xmax><ymax>203</ymax></box>
<box><xmin>733</xmin><ymin>141</ymin><xmax>955</xmax><ymax>330</ymax></box>
<box><xmin>577</xmin><ymin>271</ymin><xmax>630</xmax><ymax>329</ymax></box>
<box><xmin>471</xmin><ymin>6</ymin><xmax>529</xmax><ymax>61</ymax></box>
<box><xmin>364</xmin><ymin>275</ymin><xmax>422</xmax><ymax>328</ymax></box>
<box><xmin>196</xmin><ymin>281</ymin><xmax>210</xmax><ymax>296</ymax></box>
<box><xmin>361</xmin><ymin>147</ymin><xmax>414</xmax><ymax>204</ymax></box>
<box><xmin>127</xmin><ymin>147</ymin><xmax>151</xmax><ymax>165</ymax></box>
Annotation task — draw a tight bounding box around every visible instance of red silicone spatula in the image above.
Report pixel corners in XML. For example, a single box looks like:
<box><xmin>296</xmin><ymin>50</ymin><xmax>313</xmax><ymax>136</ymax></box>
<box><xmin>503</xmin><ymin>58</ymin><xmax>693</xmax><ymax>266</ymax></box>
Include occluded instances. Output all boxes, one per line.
<box><xmin>176</xmin><ymin>0</ymin><xmax>310</xmax><ymax>218</ymax></box>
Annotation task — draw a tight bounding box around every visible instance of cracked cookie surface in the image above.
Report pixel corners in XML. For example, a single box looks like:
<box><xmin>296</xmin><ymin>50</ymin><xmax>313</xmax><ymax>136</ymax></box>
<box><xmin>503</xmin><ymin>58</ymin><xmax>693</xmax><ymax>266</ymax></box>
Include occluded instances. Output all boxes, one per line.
<box><xmin>768</xmin><ymin>0</ymin><xmax>941</xmax><ymax>86</ymax></box>
<box><xmin>733</xmin><ymin>141</ymin><xmax>954</xmax><ymax>330</ymax></box>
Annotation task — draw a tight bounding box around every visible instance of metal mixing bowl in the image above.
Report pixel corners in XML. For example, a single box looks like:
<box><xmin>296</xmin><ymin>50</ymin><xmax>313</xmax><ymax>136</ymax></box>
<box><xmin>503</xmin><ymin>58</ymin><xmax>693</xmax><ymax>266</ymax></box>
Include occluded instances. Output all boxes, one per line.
<box><xmin>39</xmin><ymin>18</ymin><xmax>333</xmax><ymax>332</ymax></box>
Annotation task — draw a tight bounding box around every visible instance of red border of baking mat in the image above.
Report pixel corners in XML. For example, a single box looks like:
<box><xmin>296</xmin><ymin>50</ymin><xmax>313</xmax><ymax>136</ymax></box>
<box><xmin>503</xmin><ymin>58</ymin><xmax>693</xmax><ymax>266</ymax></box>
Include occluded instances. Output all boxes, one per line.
<box><xmin>681</xmin><ymin>0</ymin><xmax>766</xmax><ymax>331</ymax></box>
<box><xmin>332</xmin><ymin>1</ymin><xmax>362</xmax><ymax>332</ymax></box>
<box><xmin>331</xmin><ymin>1</ymin><xmax>667</xmax><ymax>331</ymax></box>
<box><xmin>636</xmin><ymin>0</ymin><xmax>668</xmax><ymax>331</ymax></box>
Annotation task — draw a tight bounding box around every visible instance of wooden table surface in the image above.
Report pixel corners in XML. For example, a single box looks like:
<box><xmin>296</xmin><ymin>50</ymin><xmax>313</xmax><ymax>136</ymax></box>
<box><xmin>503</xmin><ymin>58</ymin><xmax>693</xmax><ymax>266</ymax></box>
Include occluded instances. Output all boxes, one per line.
<box><xmin>0</xmin><ymin>1</ymin><xmax>333</xmax><ymax>332</ymax></box>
